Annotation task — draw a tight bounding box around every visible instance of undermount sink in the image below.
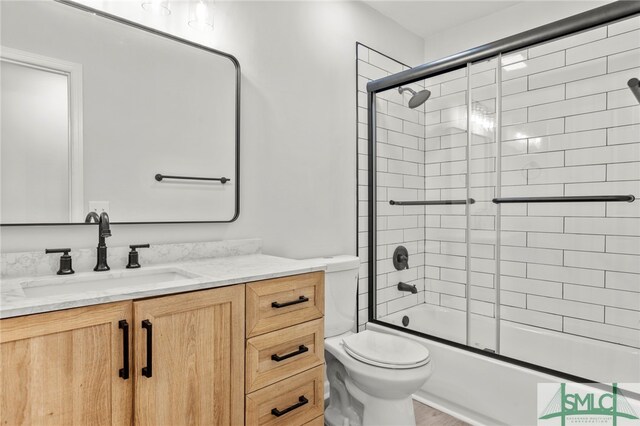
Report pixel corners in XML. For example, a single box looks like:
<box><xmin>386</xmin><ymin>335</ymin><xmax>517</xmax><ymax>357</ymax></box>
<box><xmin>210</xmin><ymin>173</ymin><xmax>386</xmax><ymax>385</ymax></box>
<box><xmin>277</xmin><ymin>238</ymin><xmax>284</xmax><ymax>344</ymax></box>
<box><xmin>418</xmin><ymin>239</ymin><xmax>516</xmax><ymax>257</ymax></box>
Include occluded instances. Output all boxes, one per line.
<box><xmin>20</xmin><ymin>268</ymin><xmax>199</xmax><ymax>298</ymax></box>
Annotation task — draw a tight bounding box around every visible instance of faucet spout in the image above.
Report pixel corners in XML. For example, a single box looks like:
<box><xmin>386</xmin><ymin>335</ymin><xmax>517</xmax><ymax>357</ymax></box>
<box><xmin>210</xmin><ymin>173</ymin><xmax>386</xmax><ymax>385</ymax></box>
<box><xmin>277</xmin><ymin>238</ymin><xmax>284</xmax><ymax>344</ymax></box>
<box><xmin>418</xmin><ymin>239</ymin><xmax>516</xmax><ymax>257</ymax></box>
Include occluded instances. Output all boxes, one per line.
<box><xmin>397</xmin><ymin>282</ymin><xmax>418</xmax><ymax>294</ymax></box>
<box><xmin>92</xmin><ymin>212</ymin><xmax>111</xmax><ymax>272</ymax></box>
<box><xmin>99</xmin><ymin>212</ymin><xmax>111</xmax><ymax>238</ymax></box>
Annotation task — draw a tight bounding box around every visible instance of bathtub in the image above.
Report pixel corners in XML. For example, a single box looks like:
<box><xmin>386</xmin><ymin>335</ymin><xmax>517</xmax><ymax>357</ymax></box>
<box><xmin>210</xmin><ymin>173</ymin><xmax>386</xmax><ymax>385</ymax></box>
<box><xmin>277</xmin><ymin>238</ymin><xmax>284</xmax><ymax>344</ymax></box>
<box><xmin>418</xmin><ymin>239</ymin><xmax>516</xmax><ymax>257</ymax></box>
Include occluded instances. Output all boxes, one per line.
<box><xmin>370</xmin><ymin>304</ymin><xmax>640</xmax><ymax>425</ymax></box>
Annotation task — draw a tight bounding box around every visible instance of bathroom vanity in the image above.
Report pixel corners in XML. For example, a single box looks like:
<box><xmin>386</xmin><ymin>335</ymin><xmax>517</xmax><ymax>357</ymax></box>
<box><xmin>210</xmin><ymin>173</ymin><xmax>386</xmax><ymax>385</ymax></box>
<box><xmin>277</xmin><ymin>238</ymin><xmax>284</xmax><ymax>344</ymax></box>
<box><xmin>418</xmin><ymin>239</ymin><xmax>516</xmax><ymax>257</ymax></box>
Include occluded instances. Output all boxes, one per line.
<box><xmin>0</xmin><ymin>253</ymin><xmax>326</xmax><ymax>425</ymax></box>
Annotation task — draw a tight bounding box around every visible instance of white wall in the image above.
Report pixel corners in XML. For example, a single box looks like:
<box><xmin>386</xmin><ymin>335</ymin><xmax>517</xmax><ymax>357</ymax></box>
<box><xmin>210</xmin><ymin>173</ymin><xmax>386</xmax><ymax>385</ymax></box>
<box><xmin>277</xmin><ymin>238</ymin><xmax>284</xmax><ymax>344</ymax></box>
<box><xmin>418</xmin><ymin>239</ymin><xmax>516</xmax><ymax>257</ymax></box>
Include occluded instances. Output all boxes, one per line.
<box><xmin>423</xmin><ymin>1</ymin><xmax>612</xmax><ymax>63</ymax></box>
<box><xmin>0</xmin><ymin>1</ymin><xmax>424</xmax><ymax>259</ymax></box>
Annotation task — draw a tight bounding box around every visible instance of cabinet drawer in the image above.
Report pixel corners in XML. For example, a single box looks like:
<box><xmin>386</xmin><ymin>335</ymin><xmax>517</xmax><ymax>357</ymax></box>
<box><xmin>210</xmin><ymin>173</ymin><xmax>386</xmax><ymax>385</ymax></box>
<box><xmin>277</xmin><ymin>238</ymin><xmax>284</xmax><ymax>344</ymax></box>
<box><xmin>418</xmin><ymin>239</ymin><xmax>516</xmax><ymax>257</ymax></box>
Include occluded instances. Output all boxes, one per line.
<box><xmin>246</xmin><ymin>319</ymin><xmax>324</xmax><ymax>392</ymax></box>
<box><xmin>246</xmin><ymin>366</ymin><xmax>324</xmax><ymax>426</ymax></box>
<box><xmin>303</xmin><ymin>416</ymin><xmax>324</xmax><ymax>426</ymax></box>
<box><xmin>246</xmin><ymin>272</ymin><xmax>324</xmax><ymax>337</ymax></box>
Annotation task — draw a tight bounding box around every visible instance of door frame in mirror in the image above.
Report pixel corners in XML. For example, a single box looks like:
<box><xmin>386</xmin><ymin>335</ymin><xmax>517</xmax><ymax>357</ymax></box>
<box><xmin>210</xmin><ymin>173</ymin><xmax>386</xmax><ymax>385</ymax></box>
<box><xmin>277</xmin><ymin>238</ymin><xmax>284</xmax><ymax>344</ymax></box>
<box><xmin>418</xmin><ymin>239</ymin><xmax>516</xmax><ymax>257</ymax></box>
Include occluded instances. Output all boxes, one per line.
<box><xmin>1</xmin><ymin>0</ymin><xmax>241</xmax><ymax>226</ymax></box>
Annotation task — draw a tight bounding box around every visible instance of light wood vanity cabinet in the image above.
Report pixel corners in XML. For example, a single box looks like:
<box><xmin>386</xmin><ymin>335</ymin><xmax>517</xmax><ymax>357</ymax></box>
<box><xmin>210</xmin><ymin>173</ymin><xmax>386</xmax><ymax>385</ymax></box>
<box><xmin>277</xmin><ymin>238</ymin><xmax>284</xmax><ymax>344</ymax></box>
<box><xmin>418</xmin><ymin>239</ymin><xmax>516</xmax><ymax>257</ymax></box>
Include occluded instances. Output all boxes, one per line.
<box><xmin>133</xmin><ymin>285</ymin><xmax>245</xmax><ymax>425</ymax></box>
<box><xmin>0</xmin><ymin>271</ymin><xmax>324</xmax><ymax>426</ymax></box>
<box><xmin>245</xmin><ymin>272</ymin><xmax>325</xmax><ymax>425</ymax></box>
<box><xmin>0</xmin><ymin>301</ymin><xmax>133</xmax><ymax>425</ymax></box>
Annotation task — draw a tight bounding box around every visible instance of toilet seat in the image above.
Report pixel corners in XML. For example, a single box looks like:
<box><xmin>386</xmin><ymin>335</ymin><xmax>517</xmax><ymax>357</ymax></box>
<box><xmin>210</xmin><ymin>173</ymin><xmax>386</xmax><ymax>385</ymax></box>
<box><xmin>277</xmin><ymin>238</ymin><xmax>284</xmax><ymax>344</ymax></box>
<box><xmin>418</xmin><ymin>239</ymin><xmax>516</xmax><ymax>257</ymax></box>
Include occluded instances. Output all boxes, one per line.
<box><xmin>341</xmin><ymin>330</ymin><xmax>430</xmax><ymax>369</ymax></box>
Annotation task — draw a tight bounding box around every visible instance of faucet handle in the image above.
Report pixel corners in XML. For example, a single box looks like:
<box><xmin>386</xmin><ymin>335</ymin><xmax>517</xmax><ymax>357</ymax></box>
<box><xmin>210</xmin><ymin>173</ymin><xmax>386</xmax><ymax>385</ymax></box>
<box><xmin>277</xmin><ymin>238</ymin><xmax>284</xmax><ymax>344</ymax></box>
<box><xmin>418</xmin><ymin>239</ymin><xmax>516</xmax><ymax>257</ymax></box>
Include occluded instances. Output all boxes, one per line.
<box><xmin>126</xmin><ymin>244</ymin><xmax>150</xmax><ymax>269</ymax></box>
<box><xmin>45</xmin><ymin>248</ymin><xmax>74</xmax><ymax>275</ymax></box>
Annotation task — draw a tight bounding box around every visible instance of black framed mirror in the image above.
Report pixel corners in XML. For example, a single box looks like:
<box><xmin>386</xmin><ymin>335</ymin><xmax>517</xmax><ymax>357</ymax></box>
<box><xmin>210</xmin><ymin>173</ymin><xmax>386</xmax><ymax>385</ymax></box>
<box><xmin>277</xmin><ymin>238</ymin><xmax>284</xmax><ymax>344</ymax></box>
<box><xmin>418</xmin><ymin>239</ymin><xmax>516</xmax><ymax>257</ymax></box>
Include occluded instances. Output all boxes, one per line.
<box><xmin>0</xmin><ymin>0</ymin><xmax>240</xmax><ymax>225</ymax></box>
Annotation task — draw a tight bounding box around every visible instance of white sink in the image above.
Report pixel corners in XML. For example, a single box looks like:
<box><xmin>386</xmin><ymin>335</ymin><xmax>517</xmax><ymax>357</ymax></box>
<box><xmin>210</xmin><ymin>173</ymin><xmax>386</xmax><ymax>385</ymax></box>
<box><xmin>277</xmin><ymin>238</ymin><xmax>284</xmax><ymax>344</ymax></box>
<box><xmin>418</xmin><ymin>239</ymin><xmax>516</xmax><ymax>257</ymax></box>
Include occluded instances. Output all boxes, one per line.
<box><xmin>20</xmin><ymin>268</ymin><xmax>199</xmax><ymax>298</ymax></box>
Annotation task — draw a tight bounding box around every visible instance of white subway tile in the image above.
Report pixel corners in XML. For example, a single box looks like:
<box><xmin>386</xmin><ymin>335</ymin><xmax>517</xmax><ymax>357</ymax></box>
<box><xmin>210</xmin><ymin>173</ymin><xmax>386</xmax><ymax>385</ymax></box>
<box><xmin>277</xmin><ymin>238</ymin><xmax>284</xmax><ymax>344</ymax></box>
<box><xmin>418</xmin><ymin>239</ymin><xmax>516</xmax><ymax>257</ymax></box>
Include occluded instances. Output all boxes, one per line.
<box><xmin>565</xmin><ymin>250</ymin><xmax>640</xmax><ymax>274</ymax></box>
<box><xmin>528</xmin><ymin>94</ymin><xmax>606</xmax><ymax>122</ymax></box>
<box><xmin>426</xmin><ymin>253</ymin><xmax>467</xmax><ymax>270</ymax></box>
<box><xmin>503</xmin><ymin>51</ymin><xmax>565</xmax><ymax>81</ymax></box>
<box><xmin>565</xmin><ymin>106</ymin><xmax>640</xmax><ymax>133</ymax></box>
<box><xmin>502</xmin><ymin>108</ymin><xmax>528</xmax><ymax>126</ymax></box>
<box><xmin>425</xmin><ymin>146</ymin><xmax>467</xmax><ymax>164</ymax></box>
<box><xmin>608</xmin><ymin>124</ymin><xmax>640</xmax><ymax>145</ymax></box>
<box><xmin>528</xmin><ymin>295</ymin><xmax>604</xmax><ymax>322</ymax></box>
<box><xmin>501</xmin><ymin>305</ymin><xmax>562</xmax><ymax>331</ymax></box>
<box><xmin>528</xmin><ymin>264</ymin><xmax>604</xmax><ymax>287</ymax></box>
<box><xmin>502</xmin><ymin>86</ymin><xmax>565</xmax><ymax>111</ymax></box>
<box><xmin>502</xmin><ymin>216</ymin><xmax>563</xmax><ymax>232</ymax></box>
<box><xmin>606</xmin><ymin>236</ymin><xmax>640</xmax><ymax>255</ymax></box>
<box><xmin>501</xmin><ymin>183</ymin><xmax>564</xmax><ymax>198</ymax></box>
<box><xmin>528</xmin><ymin>232</ymin><xmax>605</xmax><ymax>252</ymax></box>
<box><xmin>529</xmin><ymin>165</ymin><xmax>606</xmax><ymax>185</ymax></box>
<box><xmin>368</xmin><ymin>50</ymin><xmax>404</xmax><ymax>74</ymax></box>
<box><xmin>608</xmin><ymin>48</ymin><xmax>640</xmax><ymax>73</ymax></box>
<box><xmin>470</xmin><ymin>300</ymin><xmax>495</xmax><ymax>317</ymax></box>
<box><xmin>500</xmin><ymin>246</ymin><xmax>563</xmax><ymax>265</ymax></box>
<box><xmin>440</xmin><ymin>294</ymin><xmax>466</xmax><ymax>311</ymax></box>
<box><xmin>427</xmin><ymin>279</ymin><xmax>466</xmax><ymax>297</ymax></box>
<box><xmin>502</xmin><ymin>118</ymin><xmax>565</xmax><ymax>141</ymax></box>
<box><xmin>606</xmin><ymin>271</ymin><xmax>640</xmax><ymax>293</ymax></box>
<box><xmin>388</xmin><ymin>102</ymin><xmax>421</xmax><ymax>124</ymax></box>
<box><xmin>606</xmin><ymin>307</ymin><xmax>640</xmax><ymax>329</ymax></box>
<box><xmin>425</xmin><ymin>91</ymin><xmax>466</xmax><ymax>113</ymax></box>
<box><xmin>607</xmin><ymin>162</ymin><xmax>640</xmax><ymax>182</ymax></box>
<box><xmin>501</xmin><ymin>151</ymin><xmax>564</xmax><ymax>171</ymax></box>
<box><xmin>527</xmin><ymin>202</ymin><xmax>605</xmax><ymax>217</ymax></box>
<box><xmin>387</xmin><ymin>130</ymin><xmax>419</xmax><ymax>149</ymax></box>
<box><xmin>566</xmin><ymin>67</ymin><xmax>640</xmax><ymax>98</ymax></box>
<box><xmin>565</xmin><ymin>143</ymin><xmax>640</xmax><ymax>166</ymax></box>
<box><xmin>529</xmin><ymin>58</ymin><xmax>606</xmax><ymax>90</ymax></box>
<box><xmin>608</xmin><ymin>88</ymin><xmax>640</xmax><ymax>109</ymax></box>
<box><xmin>501</xmin><ymin>275</ymin><xmax>562</xmax><ymax>297</ymax></box>
<box><xmin>564</xmin><ymin>283</ymin><xmax>640</xmax><ymax>310</ymax></box>
<box><xmin>566</xmin><ymin>218</ymin><xmax>640</xmax><ymax>237</ymax></box>
<box><xmin>501</xmin><ymin>290</ymin><xmax>526</xmax><ymax>308</ymax></box>
<box><xmin>564</xmin><ymin>317</ymin><xmax>640</xmax><ymax>347</ymax></box>
<box><xmin>566</xmin><ymin>30</ymin><xmax>640</xmax><ymax>65</ymax></box>
<box><xmin>609</xmin><ymin>15</ymin><xmax>640</xmax><ymax>35</ymax></box>
<box><xmin>529</xmin><ymin>26</ymin><xmax>607</xmax><ymax>58</ymax></box>
<box><xmin>528</xmin><ymin>129</ymin><xmax>606</xmax><ymax>153</ymax></box>
<box><xmin>426</xmin><ymin>227</ymin><xmax>466</xmax><ymax>242</ymax></box>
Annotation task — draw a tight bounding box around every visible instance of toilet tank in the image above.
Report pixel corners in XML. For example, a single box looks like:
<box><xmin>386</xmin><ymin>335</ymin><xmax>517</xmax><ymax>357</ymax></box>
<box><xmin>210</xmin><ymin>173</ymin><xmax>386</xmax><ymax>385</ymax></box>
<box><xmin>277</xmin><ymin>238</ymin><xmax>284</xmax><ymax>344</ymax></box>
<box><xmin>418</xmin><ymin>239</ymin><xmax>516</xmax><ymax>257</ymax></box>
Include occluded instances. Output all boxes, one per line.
<box><xmin>306</xmin><ymin>255</ymin><xmax>360</xmax><ymax>338</ymax></box>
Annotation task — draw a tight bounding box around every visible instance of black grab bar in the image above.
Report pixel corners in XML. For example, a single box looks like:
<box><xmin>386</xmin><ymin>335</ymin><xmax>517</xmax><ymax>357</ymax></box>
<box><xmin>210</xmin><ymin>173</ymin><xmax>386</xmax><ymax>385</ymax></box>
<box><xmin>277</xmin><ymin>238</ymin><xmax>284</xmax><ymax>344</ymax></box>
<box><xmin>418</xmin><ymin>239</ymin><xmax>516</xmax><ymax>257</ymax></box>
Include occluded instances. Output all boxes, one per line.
<box><xmin>492</xmin><ymin>195</ymin><xmax>635</xmax><ymax>204</ymax></box>
<box><xmin>155</xmin><ymin>174</ymin><xmax>229</xmax><ymax>184</ymax></box>
<box><xmin>389</xmin><ymin>199</ymin><xmax>475</xmax><ymax>206</ymax></box>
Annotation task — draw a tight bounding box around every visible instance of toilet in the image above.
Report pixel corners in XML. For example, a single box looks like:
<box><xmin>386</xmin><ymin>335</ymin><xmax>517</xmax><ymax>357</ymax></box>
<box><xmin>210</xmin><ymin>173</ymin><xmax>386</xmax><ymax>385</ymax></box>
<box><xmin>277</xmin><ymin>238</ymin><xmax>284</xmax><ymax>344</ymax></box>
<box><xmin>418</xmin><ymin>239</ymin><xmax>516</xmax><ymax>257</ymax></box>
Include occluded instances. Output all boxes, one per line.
<box><xmin>309</xmin><ymin>256</ymin><xmax>433</xmax><ymax>426</ymax></box>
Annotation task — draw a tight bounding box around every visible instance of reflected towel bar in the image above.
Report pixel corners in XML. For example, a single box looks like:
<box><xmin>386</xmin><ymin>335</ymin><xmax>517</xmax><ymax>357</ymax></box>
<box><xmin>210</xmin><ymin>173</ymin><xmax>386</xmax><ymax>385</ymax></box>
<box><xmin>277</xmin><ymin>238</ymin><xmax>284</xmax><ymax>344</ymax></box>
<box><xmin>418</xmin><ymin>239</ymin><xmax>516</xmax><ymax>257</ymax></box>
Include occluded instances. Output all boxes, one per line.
<box><xmin>390</xmin><ymin>199</ymin><xmax>475</xmax><ymax>206</ymax></box>
<box><xmin>155</xmin><ymin>174</ymin><xmax>229</xmax><ymax>184</ymax></box>
<box><xmin>492</xmin><ymin>195</ymin><xmax>635</xmax><ymax>204</ymax></box>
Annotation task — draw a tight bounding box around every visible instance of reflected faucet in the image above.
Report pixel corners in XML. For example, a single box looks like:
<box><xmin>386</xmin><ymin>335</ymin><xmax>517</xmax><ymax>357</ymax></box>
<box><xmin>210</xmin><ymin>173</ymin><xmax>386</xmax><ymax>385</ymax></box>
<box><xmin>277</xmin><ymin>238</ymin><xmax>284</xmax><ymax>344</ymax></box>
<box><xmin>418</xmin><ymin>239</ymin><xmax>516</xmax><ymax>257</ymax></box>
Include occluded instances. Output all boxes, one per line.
<box><xmin>85</xmin><ymin>211</ymin><xmax>111</xmax><ymax>271</ymax></box>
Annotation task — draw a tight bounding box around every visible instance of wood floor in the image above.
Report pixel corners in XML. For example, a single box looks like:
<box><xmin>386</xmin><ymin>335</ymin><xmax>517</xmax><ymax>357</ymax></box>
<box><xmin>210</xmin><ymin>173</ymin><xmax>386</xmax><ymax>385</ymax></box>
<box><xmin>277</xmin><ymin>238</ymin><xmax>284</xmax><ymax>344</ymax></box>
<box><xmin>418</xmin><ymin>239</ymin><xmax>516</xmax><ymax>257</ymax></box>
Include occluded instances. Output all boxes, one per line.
<box><xmin>414</xmin><ymin>400</ymin><xmax>468</xmax><ymax>426</ymax></box>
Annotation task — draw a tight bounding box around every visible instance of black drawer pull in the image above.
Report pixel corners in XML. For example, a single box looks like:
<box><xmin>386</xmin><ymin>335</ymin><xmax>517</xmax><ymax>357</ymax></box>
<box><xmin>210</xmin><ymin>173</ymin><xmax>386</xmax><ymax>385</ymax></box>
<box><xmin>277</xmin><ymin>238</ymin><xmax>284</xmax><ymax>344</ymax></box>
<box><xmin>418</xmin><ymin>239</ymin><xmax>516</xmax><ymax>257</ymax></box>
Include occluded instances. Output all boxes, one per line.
<box><xmin>271</xmin><ymin>296</ymin><xmax>309</xmax><ymax>309</ymax></box>
<box><xmin>142</xmin><ymin>320</ymin><xmax>153</xmax><ymax>378</ymax></box>
<box><xmin>271</xmin><ymin>396</ymin><xmax>309</xmax><ymax>417</ymax></box>
<box><xmin>118</xmin><ymin>320</ymin><xmax>130</xmax><ymax>380</ymax></box>
<box><xmin>271</xmin><ymin>345</ymin><xmax>309</xmax><ymax>362</ymax></box>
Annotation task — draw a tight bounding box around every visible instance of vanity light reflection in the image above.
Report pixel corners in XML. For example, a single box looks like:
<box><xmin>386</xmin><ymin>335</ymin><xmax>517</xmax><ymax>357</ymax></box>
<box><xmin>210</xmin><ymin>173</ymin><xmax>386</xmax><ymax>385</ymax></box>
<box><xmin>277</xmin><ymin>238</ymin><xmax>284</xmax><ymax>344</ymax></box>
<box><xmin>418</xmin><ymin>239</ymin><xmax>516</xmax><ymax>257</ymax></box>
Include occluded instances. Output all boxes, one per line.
<box><xmin>141</xmin><ymin>0</ymin><xmax>171</xmax><ymax>16</ymax></box>
<box><xmin>188</xmin><ymin>0</ymin><xmax>215</xmax><ymax>31</ymax></box>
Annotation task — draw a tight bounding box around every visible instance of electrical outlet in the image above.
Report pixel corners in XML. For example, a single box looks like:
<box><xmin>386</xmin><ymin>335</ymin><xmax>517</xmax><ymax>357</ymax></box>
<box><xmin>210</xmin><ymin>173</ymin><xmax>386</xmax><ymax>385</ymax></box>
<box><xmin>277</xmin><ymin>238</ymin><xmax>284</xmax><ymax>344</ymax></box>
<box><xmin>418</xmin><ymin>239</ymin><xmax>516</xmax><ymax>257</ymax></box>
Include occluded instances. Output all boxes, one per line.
<box><xmin>89</xmin><ymin>201</ymin><xmax>110</xmax><ymax>214</ymax></box>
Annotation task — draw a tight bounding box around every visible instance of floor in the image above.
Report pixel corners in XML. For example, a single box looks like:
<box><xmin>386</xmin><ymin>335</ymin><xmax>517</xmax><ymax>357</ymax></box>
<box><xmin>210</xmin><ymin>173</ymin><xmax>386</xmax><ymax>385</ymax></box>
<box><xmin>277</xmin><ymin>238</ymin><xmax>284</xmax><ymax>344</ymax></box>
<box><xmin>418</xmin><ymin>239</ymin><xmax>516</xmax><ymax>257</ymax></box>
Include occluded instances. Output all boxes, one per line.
<box><xmin>414</xmin><ymin>400</ymin><xmax>468</xmax><ymax>426</ymax></box>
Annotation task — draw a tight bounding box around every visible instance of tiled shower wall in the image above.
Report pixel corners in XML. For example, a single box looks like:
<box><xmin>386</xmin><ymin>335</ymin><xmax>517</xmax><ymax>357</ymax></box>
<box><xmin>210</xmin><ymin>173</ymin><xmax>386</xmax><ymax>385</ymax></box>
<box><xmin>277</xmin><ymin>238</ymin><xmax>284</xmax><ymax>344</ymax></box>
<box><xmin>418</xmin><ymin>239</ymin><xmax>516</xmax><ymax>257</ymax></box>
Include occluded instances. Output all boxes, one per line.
<box><xmin>420</xmin><ymin>16</ymin><xmax>640</xmax><ymax>349</ymax></box>
<box><xmin>497</xmin><ymin>17</ymin><xmax>640</xmax><ymax>349</ymax></box>
<box><xmin>356</xmin><ymin>44</ymin><xmax>426</xmax><ymax>330</ymax></box>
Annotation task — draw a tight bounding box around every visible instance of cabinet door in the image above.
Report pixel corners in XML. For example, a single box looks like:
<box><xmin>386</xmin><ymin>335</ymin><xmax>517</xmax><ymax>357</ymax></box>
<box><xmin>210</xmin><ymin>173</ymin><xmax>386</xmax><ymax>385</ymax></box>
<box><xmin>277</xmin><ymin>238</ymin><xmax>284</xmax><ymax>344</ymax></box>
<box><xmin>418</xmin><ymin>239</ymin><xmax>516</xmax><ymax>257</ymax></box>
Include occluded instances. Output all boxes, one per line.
<box><xmin>0</xmin><ymin>301</ymin><xmax>133</xmax><ymax>425</ymax></box>
<box><xmin>133</xmin><ymin>285</ymin><xmax>244</xmax><ymax>426</ymax></box>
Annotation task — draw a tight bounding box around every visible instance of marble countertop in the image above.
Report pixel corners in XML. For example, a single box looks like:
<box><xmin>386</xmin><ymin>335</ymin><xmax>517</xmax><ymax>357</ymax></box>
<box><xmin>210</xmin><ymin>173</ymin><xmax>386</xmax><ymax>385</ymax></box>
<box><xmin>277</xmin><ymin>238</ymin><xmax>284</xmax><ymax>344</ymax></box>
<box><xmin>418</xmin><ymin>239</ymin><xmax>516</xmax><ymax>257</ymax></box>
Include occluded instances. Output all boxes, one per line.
<box><xmin>0</xmin><ymin>254</ymin><xmax>326</xmax><ymax>319</ymax></box>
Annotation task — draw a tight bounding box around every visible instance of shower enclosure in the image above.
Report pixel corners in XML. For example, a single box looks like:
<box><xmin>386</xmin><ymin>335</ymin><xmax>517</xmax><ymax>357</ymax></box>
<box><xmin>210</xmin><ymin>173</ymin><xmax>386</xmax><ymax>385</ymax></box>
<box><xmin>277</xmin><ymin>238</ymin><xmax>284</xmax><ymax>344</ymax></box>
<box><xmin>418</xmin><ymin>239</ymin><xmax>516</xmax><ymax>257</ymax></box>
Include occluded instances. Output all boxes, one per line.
<box><xmin>366</xmin><ymin>1</ymin><xmax>640</xmax><ymax>385</ymax></box>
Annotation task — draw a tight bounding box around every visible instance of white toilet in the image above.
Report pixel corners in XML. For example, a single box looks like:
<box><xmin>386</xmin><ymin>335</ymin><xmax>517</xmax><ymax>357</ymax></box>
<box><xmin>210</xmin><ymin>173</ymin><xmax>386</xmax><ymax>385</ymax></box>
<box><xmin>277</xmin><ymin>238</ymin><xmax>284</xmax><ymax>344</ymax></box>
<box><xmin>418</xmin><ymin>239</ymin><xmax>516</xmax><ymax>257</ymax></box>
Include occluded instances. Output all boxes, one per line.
<box><xmin>310</xmin><ymin>256</ymin><xmax>433</xmax><ymax>426</ymax></box>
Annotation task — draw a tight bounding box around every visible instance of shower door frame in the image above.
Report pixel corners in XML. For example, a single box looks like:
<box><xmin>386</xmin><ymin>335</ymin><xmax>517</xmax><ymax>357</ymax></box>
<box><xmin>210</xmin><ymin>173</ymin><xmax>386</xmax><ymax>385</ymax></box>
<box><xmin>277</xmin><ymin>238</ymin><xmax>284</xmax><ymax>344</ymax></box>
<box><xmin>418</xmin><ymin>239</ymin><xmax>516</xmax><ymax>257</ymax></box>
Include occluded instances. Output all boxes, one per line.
<box><xmin>366</xmin><ymin>0</ymin><xmax>640</xmax><ymax>383</ymax></box>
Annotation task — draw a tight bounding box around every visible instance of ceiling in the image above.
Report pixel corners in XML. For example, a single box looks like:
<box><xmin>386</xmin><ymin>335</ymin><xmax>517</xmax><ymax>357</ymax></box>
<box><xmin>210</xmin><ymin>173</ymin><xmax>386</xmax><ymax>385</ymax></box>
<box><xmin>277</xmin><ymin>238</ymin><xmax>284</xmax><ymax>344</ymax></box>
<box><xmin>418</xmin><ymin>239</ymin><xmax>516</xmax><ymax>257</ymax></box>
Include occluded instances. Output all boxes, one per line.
<box><xmin>363</xmin><ymin>1</ymin><xmax>521</xmax><ymax>39</ymax></box>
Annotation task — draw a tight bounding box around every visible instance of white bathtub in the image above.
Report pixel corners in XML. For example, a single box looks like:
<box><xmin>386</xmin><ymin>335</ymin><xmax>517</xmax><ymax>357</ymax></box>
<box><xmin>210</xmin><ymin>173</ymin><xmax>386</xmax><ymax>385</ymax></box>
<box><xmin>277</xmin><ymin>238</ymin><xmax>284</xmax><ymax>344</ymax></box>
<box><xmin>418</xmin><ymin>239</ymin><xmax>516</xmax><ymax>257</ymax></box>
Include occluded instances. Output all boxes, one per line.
<box><xmin>372</xmin><ymin>304</ymin><xmax>640</xmax><ymax>425</ymax></box>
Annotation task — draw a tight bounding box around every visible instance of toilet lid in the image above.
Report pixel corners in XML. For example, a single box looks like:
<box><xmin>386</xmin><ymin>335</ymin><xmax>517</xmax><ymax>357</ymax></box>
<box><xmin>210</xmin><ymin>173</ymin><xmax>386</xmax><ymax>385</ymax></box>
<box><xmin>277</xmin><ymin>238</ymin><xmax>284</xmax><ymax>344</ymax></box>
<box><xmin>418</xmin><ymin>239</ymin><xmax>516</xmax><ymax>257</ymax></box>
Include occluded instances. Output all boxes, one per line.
<box><xmin>342</xmin><ymin>330</ymin><xmax>430</xmax><ymax>369</ymax></box>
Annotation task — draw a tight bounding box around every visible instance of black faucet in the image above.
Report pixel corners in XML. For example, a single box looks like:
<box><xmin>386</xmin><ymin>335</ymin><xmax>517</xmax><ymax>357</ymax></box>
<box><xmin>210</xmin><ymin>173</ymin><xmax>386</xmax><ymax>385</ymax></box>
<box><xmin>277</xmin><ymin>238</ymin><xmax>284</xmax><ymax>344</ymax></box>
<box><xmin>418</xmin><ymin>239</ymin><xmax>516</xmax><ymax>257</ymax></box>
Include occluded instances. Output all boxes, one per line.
<box><xmin>397</xmin><ymin>282</ymin><xmax>417</xmax><ymax>294</ymax></box>
<box><xmin>85</xmin><ymin>211</ymin><xmax>111</xmax><ymax>271</ymax></box>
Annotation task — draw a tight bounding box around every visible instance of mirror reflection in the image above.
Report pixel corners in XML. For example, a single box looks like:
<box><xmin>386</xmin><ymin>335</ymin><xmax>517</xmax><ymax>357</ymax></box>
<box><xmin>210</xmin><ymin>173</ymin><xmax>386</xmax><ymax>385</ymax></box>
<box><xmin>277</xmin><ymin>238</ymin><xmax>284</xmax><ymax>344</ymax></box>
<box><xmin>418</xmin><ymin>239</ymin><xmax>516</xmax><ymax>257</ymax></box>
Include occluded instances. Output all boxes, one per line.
<box><xmin>0</xmin><ymin>0</ymin><xmax>239</xmax><ymax>224</ymax></box>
